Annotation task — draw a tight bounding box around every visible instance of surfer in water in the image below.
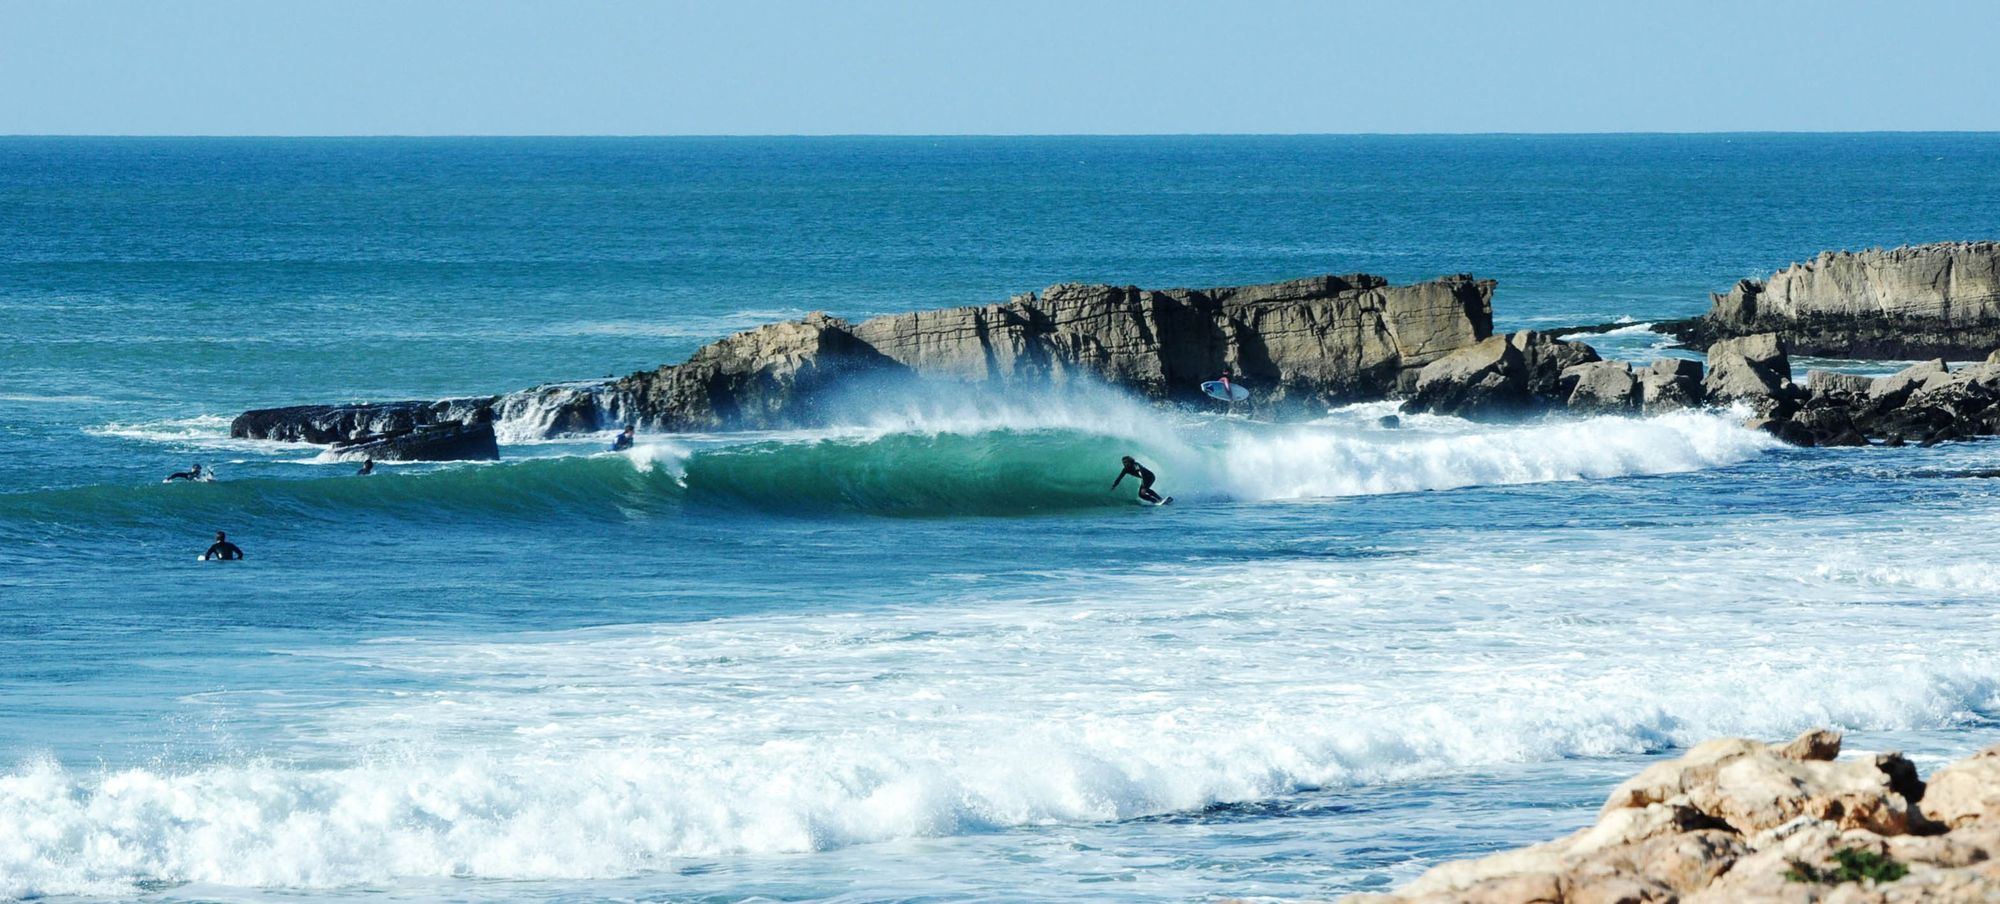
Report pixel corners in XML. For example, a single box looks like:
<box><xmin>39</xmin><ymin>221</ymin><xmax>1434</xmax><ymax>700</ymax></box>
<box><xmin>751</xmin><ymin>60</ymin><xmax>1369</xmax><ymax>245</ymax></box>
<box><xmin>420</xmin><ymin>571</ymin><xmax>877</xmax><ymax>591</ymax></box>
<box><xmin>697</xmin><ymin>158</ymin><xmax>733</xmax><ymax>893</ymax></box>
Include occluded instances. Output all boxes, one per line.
<box><xmin>165</xmin><ymin>463</ymin><xmax>206</xmax><ymax>482</ymax></box>
<box><xmin>610</xmin><ymin>425</ymin><xmax>635</xmax><ymax>452</ymax></box>
<box><xmin>356</xmin><ymin>457</ymin><xmax>375</xmax><ymax>476</ymax></box>
<box><xmin>1112</xmin><ymin>455</ymin><xmax>1166</xmax><ymax>505</ymax></box>
<box><xmin>202</xmin><ymin>531</ymin><xmax>244</xmax><ymax>561</ymax></box>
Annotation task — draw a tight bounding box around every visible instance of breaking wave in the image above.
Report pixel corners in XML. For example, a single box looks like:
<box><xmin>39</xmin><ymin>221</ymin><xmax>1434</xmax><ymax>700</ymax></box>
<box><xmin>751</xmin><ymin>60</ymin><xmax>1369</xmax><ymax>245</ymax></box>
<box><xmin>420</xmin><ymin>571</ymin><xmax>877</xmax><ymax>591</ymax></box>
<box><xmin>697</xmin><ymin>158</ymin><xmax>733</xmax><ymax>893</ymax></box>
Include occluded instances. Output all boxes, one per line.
<box><xmin>14</xmin><ymin>402</ymin><xmax>1780</xmax><ymax>522</ymax></box>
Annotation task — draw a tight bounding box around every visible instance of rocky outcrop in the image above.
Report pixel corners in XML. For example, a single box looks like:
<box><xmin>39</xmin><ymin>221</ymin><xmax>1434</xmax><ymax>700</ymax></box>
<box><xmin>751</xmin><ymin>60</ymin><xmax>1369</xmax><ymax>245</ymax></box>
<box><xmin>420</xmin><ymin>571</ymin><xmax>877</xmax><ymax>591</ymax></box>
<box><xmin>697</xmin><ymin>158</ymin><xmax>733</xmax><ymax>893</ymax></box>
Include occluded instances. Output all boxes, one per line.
<box><xmin>231</xmin><ymin>397</ymin><xmax>495</xmax><ymax>444</ymax></box>
<box><xmin>611</xmin><ymin>313</ymin><xmax>912</xmax><ymax>432</ymax></box>
<box><xmin>1640</xmin><ymin>358</ymin><xmax>1704</xmax><ymax>414</ymax></box>
<box><xmin>326</xmin><ymin>421</ymin><xmax>500</xmax><ymax>462</ymax></box>
<box><xmin>1562</xmin><ymin>360</ymin><xmax>1640</xmax><ymax>413</ymax></box>
<box><xmin>1343</xmin><ymin>730</ymin><xmax>2000</xmax><ymax>904</ymax></box>
<box><xmin>1686</xmin><ymin>242</ymin><xmax>2000</xmax><ymax>359</ymax></box>
<box><xmin>239</xmin><ymin>273</ymin><xmax>1497</xmax><ymax>441</ymax></box>
<box><xmin>1399</xmin><ymin>330</ymin><xmax>1600</xmax><ymax>419</ymax></box>
<box><xmin>1704</xmin><ymin>333</ymin><xmax>1803</xmax><ymax>416</ymax></box>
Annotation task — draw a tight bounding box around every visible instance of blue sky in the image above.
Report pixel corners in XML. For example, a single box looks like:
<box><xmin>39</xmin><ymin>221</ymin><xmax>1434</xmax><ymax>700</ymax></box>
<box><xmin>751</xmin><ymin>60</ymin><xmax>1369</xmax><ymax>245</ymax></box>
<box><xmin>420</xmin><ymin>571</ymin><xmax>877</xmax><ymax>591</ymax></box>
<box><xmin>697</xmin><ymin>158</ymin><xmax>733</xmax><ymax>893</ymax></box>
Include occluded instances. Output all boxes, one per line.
<box><xmin>3</xmin><ymin>0</ymin><xmax>1996</xmax><ymax>135</ymax></box>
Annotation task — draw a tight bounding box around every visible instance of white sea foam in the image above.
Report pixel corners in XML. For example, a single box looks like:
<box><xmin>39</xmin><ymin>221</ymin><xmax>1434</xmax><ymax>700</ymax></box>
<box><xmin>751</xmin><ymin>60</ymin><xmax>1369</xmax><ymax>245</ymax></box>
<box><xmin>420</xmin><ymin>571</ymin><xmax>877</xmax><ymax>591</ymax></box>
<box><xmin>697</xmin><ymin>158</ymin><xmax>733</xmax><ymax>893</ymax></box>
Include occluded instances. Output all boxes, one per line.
<box><xmin>782</xmin><ymin>388</ymin><xmax>1778</xmax><ymax>503</ymax></box>
<box><xmin>7</xmin><ymin>496</ymin><xmax>1998</xmax><ymax>896</ymax></box>
<box><xmin>0</xmin><ymin>392</ymin><xmax>107</xmax><ymax>404</ymax></box>
<box><xmin>1199</xmin><ymin>408</ymin><xmax>1775</xmax><ymax>500</ymax></box>
<box><xmin>84</xmin><ymin>415</ymin><xmax>307</xmax><ymax>455</ymax></box>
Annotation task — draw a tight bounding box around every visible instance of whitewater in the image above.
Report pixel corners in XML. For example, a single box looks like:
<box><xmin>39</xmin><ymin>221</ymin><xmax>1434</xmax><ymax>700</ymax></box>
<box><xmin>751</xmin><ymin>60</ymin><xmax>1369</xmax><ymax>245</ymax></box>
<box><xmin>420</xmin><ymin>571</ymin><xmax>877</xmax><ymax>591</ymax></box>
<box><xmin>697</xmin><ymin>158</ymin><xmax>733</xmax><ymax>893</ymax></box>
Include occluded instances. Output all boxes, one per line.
<box><xmin>6</xmin><ymin>134</ymin><xmax>2000</xmax><ymax>902</ymax></box>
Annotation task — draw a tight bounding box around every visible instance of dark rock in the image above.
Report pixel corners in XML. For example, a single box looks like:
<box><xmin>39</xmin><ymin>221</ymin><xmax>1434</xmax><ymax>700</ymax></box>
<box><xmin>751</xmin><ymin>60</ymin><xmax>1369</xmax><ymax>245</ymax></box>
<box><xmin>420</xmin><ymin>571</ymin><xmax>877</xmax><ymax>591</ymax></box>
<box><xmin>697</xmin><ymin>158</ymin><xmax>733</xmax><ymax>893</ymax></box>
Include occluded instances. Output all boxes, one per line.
<box><xmin>1747</xmin><ymin>416</ymin><xmax>1816</xmax><ymax>447</ymax></box>
<box><xmin>329</xmin><ymin>420</ymin><xmax>499</xmax><ymax>462</ymax></box>
<box><xmin>231</xmin><ymin>398</ymin><xmax>496</xmax><ymax>444</ymax></box>
<box><xmin>1378</xmin><ymin>415</ymin><xmax>1402</xmax><ymax>429</ymax></box>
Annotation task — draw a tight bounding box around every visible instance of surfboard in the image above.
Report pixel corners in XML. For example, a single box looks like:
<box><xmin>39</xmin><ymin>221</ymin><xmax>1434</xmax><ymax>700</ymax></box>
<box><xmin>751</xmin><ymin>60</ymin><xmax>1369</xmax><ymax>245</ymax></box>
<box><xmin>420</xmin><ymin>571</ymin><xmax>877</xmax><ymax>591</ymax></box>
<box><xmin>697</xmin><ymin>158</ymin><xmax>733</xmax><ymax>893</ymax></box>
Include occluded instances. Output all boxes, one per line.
<box><xmin>1142</xmin><ymin>496</ymin><xmax>1174</xmax><ymax>506</ymax></box>
<box><xmin>1200</xmin><ymin>381</ymin><xmax>1250</xmax><ymax>402</ymax></box>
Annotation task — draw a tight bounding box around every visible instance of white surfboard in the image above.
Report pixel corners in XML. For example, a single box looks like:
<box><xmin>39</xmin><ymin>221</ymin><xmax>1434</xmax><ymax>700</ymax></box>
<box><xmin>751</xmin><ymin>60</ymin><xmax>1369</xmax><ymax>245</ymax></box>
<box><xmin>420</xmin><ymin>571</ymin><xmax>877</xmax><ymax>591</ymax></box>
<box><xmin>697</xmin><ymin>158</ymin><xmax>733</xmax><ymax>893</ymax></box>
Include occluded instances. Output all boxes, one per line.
<box><xmin>1200</xmin><ymin>381</ymin><xmax>1250</xmax><ymax>402</ymax></box>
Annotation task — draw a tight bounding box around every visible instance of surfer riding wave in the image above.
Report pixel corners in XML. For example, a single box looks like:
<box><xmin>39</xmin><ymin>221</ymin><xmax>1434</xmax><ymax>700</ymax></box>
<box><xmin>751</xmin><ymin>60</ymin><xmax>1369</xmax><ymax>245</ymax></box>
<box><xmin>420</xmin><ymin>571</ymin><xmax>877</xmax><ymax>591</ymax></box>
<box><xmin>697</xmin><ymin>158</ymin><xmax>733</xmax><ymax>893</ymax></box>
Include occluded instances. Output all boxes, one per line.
<box><xmin>1112</xmin><ymin>455</ymin><xmax>1166</xmax><ymax>505</ymax></box>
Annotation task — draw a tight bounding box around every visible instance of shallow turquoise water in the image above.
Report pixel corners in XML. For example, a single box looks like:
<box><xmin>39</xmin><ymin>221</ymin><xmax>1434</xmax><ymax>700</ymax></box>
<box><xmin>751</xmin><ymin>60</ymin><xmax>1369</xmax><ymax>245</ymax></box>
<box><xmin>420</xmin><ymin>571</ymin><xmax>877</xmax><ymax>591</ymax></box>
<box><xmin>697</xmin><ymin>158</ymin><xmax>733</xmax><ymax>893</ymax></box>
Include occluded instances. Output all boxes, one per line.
<box><xmin>3</xmin><ymin>135</ymin><xmax>1999</xmax><ymax>901</ymax></box>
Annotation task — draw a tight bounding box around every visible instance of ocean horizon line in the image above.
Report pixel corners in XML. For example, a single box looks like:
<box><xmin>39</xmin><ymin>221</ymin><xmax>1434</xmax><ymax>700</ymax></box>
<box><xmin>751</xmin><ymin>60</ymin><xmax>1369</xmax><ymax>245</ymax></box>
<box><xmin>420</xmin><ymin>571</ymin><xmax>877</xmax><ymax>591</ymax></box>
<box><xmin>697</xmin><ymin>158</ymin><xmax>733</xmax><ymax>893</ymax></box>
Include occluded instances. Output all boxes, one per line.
<box><xmin>4</xmin><ymin>129</ymin><xmax>2000</xmax><ymax>140</ymax></box>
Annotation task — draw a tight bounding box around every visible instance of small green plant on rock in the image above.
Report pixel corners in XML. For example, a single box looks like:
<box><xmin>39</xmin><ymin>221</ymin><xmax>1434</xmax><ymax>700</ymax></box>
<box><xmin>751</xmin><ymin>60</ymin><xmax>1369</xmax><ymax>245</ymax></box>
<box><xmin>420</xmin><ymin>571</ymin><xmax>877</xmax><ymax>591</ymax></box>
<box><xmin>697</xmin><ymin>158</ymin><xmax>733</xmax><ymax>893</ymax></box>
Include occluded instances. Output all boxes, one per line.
<box><xmin>1784</xmin><ymin>847</ymin><xmax>1909</xmax><ymax>884</ymax></box>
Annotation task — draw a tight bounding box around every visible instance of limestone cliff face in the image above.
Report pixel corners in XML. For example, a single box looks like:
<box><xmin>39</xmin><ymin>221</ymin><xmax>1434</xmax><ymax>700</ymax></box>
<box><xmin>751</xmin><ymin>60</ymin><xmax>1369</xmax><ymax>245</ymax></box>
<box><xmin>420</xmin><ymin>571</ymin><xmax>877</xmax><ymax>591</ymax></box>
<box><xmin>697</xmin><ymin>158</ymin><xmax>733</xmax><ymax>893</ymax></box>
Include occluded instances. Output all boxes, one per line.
<box><xmin>1702</xmin><ymin>242</ymin><xmax>2000</xmax><ymax>358</ymax></box>
<box><xmin>611</xmin><ymin>273</ymin><xmax>1494</xmax><ymax>431</ymax></box>
<box><xmin>849</xmin><ymin>274</ymin><xmax>1493</xmax><ymax>406</ymax></box>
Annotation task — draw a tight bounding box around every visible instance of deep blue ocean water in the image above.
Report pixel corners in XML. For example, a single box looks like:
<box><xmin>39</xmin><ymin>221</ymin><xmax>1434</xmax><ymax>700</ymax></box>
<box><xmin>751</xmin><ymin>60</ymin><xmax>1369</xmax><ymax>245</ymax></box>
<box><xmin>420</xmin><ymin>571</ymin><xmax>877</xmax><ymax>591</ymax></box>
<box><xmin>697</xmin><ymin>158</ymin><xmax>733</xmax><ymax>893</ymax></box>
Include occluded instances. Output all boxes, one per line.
<box><xmin>3</xmin><ymin>135</ymin><xmax>1999</xmax><ymax>901</ymax></box>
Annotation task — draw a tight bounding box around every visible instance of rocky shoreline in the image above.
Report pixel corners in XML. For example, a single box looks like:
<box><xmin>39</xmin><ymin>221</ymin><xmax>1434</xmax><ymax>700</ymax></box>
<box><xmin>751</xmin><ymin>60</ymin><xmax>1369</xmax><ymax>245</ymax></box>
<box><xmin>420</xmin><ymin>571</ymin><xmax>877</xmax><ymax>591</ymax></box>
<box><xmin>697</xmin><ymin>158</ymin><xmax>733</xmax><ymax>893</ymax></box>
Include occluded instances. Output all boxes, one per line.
<box><xmin>1332</xmin><ymin>731</ymin><xmax>2000</xmax><ymax>904</ymax></box>
<box><xmin>231</xmin><ymin>241</ymin><xmax>2000</xmax><ymax>459</ymax></box>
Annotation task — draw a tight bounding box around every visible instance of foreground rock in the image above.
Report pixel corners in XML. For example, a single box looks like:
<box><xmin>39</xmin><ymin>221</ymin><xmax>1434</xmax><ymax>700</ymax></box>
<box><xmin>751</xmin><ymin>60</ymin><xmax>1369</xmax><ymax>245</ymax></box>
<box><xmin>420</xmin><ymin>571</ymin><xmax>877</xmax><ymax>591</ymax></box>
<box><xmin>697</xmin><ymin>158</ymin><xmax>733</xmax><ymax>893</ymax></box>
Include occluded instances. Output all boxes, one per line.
<box><xmin>1673</xmin><ymin>242</ymin><xmax>2000</xmax><ymax>359</ymax></box>
<box><xmin>239</xmin><ymin>273</ymin><xmax>1497</xmax><ymax>440</ymax></box>
<box><xmin>1342</xmin><ymin>730</ymin><xmax>2000</xmax><ymax>904</ymax></box>
<box><xmin>327</xmin><ymin>420</ymin><xmax>500</xmax><ymax>462</ymax></box>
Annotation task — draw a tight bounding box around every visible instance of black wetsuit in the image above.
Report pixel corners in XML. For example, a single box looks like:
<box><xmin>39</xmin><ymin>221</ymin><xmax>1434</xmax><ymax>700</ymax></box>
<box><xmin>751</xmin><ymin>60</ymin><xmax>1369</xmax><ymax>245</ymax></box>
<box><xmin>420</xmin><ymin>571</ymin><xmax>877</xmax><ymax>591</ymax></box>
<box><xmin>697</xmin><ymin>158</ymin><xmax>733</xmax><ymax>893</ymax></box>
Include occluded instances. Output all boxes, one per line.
<box><xmin>611</xmin><ymin>433</ymin><xmax>634</xmax><ymax>452</ymax></box>
<box><xmin>357</xmin><ymin>460</ymin><xmax>374</xmax><ymax>476</ymax></box>
<box><xmin>203</xmin><ymin>540</ymin><xmax>244</xmax><ymax>561</ymax></box>
<box><xmin>166</xmin><ymin>468</ymin><xmax>203</xmax><ymax>482</ymax></box>
<box><xmin>1112</xmin><ymin>461</ymin><xmax>1164</xmax><ymax>504</ymax></box>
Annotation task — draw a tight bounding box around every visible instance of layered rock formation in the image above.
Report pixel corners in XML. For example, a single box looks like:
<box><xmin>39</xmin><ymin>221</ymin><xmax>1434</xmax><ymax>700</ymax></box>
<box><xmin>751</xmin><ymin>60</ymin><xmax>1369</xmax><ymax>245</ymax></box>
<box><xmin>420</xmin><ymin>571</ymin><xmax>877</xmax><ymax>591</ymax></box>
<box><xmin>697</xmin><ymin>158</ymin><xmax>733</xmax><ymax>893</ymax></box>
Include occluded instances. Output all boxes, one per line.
<box><xmin>613</xmin><ymin>273</ymin><xmax>1496</xmax><ymax>431</ymax></box>
<box><xmin>236</xmin><ymin>273</ymin><xmax>1498</xmax><ymax>444</ymax></box>
<box><xmin>1677</xmin><ymin>242</ymin><xmax>2000</xmax><ymax>359</ymax></box>
<box><xmin>1342</xmin><ymin>730</ymin><xmax>2000</xmax><ymax>904</ymax></box>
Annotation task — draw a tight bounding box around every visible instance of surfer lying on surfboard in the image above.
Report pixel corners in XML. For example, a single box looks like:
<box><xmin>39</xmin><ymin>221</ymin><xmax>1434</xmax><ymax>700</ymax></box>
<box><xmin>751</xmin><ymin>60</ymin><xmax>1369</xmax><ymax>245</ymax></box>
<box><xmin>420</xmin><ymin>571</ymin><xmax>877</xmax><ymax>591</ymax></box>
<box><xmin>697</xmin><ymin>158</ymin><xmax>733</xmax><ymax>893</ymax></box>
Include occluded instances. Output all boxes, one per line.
<box><xmin>164</xmin><ymin>462</ymin><xmax>208</xmax><ymax>483</ymax></box>
<box><xmin>1112</xmin><ymin>455</ymin><xmax>1168</xmax><ymax>505</ymax></box>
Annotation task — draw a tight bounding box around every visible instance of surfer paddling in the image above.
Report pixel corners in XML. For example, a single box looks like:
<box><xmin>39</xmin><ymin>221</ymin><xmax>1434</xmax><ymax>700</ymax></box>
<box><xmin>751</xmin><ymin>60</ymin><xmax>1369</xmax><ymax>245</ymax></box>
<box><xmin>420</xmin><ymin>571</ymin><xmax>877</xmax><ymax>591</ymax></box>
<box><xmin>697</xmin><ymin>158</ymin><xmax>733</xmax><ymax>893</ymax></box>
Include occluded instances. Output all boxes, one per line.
<box><xmin>164</xmin><ymin>462</ymin><xmax>207</xmax><ymax>482</ymax></box>
<box><xmin>201</xmin><ymin>531</ymin><xmax>244</xmax><ymax>561</ymax></box>
<box><xmin>1112</xmin><ymin>455</ymin><xmax>1169</xmax><ymax>505</ymax></box>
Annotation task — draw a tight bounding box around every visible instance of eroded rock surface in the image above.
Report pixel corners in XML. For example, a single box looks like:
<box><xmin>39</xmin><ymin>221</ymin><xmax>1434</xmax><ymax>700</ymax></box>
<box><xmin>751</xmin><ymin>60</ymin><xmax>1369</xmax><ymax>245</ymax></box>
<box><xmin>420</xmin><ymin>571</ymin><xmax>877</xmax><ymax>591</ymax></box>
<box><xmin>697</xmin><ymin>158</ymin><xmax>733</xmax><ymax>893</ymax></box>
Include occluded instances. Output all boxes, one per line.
<box><xmin>1341</xmin><ymin>732</ymin><xmax>2000</xmax><ymax>904</ymax></box>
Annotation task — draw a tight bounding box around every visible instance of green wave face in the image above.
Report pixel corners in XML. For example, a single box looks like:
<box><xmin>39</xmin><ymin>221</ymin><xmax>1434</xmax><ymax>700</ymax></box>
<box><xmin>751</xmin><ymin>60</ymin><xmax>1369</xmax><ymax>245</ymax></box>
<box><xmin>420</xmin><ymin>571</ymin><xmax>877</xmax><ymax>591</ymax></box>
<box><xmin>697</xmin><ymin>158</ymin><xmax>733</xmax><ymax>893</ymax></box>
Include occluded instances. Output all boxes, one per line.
<box><xmin>0</xmin><ymin>455</ymin><xmax>689</xmax><ymax>530</ymax></box>
<box><xmin>0</xmin><ymin>429</ymin><xmax>1163</xmax><ymax>529</ymax></box>
<box><xmin>683</xmin><ymin>429</ymin><xmax>1152</xmax><ymax>517</ymax></box>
